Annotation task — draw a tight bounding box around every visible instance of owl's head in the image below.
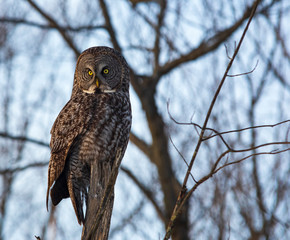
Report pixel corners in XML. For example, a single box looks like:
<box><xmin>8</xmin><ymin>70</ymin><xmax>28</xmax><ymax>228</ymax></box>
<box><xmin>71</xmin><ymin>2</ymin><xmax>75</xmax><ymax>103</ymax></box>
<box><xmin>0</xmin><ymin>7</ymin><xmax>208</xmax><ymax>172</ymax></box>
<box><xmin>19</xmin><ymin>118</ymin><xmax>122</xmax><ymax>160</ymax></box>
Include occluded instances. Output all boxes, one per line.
<box><xmin>73</xmin><ymin>46</ymin><xmax>129</xmax><ymax>95</ymax></box>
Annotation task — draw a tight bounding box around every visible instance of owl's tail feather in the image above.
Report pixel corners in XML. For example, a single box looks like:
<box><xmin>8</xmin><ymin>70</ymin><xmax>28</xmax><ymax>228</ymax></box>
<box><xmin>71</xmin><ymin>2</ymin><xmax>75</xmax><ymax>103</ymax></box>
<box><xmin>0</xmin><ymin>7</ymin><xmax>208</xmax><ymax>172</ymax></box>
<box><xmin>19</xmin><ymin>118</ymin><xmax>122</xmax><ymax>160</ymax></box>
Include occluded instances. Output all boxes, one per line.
<box><xmin>50</xmin><ymin>172</ymin><xmax>69</xmax><ymax>206</ymax></box>
<box><xmin>67</xmin><ymin>174</ymin><xmax>85</xmax><ymax>225</ymax></box>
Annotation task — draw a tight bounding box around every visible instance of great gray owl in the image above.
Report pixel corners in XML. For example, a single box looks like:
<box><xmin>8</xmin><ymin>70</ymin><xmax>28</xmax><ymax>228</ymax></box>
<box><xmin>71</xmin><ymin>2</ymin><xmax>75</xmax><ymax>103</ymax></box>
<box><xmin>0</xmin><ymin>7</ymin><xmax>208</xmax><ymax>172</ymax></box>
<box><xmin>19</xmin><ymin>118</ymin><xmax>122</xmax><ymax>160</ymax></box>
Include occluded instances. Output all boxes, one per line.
<box><xmin>46</xmin><ymin>46</ymin><xmax>132</xmax><ymax>227</ymax></box>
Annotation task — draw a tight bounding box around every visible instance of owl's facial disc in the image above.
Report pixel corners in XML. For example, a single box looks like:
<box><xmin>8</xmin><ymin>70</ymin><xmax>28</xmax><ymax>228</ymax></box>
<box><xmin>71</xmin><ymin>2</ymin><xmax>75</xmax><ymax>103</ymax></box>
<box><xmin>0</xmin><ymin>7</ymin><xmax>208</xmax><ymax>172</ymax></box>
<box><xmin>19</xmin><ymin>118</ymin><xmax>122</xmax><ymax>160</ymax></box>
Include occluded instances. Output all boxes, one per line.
<box><xmin>96</xmin><ymin>64</ymin><xmax>117</xmax><ymax>93</ymax></box>
<box><xmin>79</xmin><ymin>67</ymin><xmax>97</xmax><ymax>94</ymax></box>
<box><xmin>77</xmin><ymin>53</ymin><xmax>121</xmax><ymax>94</ymax></box>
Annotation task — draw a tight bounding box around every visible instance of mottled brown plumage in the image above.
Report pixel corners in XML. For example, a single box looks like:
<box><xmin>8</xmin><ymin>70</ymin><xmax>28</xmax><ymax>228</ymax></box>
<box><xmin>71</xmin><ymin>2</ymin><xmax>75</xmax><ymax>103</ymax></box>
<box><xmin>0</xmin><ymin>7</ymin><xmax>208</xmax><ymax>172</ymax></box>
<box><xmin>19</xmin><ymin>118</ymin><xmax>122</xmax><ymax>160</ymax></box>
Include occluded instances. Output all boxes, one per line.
<box><xmin>46</xmin><ymin>47</ymin><xmax>131</xmax><ymax>228</ymax></box>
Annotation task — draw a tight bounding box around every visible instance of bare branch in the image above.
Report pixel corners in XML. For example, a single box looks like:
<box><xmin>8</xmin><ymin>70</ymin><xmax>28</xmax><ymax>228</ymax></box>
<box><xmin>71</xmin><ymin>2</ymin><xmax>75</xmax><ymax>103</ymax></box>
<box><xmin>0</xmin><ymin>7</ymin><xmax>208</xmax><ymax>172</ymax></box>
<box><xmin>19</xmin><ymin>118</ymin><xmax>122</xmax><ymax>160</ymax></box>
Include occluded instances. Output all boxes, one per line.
<box><xmin>99</xmin><ymin>0</ymin><xmax>122</xmax><ymax>52</ymax></box>
<box><xmin>158</xmin><ymin>2</ymin><xmax>261</xmax><ymax>80</ymax></box>
<box><xmin>153</xmin><ymin>0</ymin><xmax>167</xmax><ymax>75</ymax></box>
<box><xmin>121</xmin><ymin>166</ymin><xmax>166</xmax><ymax>222</ymax></box>
<box><xmin>0</xmin><ymin>162</ymin><xmax>48</xmax><ymax>175</ymax></box>
<box><xmin>164</xmin><ymin>1</ymin><xmax>262</xmax><ymax>238</ymax></box>
<box><xmin>227</xmin><ymin>59</ymin><xmax>259</xmax><ymax>77</ymax></box>
<box><xmin>167</xmin><ymin>102</ymin><xmax>233</xmax><ymax>150</ymax></box>
<box><xmin>210</xmin><ymin>142</ymin><xmax>290</xmax><ymax>174</ymax></box>
<box><xmin>203</xmin><ymin>119</ymin><xmax>290</xmax><ymax>141</ymax></box>
<box><xmin>0</xmin><ymin>131</ymin><xmax>49</xmax><ymax>148</ymax></box>
<box><xmin>165</xmin><ymin>143</ymin><xmax>290</xmax><ymax>240</ymax></box>
<box><xmin>110</xmin><ymin>200</ymin><xmax>145</xmax><ymax>237</ymax></box>
<box><xmin>0</xmin><ymin>17</ymin><xmax>105</xmax><ymax>32</ymax></box>
<box><xmin>167</xmin><ymin>103</ymin><xmax>290</xmax><ymax>147</ymax></box>
<box><xmin>168</xmin><ymin>136</ymin><xmax>196</xmax><ymax>183</ymax></box>
<box><xmin>26</xmin><ymin>0</ymin><xmax>80</xmax><ymax>56</ymax></box>
<box><xmin>129</xmin><ymin>132</ymin><xmax>152</xmax><ymax>159</ymax></box>
<box><xmin>213</xmin><ymin>148</ymin><xmax>290</xmax><ymax>174</ymax></box>
<box><xmin>224</xmin><ymin>43</ymin><xmax>232</xmax><ymax>60</ymax></box>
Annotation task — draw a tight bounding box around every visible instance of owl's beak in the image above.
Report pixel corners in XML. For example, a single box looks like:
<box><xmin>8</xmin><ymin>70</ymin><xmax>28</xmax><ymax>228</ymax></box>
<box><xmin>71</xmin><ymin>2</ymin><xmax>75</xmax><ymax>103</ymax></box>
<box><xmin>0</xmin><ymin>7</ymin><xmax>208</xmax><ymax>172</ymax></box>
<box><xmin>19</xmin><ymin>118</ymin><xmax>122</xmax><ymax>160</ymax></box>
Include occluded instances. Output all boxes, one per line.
<box><xmin>96</xmin><ymin>79</ymin><xmax>100</xmax><ymax>88</ymax></box>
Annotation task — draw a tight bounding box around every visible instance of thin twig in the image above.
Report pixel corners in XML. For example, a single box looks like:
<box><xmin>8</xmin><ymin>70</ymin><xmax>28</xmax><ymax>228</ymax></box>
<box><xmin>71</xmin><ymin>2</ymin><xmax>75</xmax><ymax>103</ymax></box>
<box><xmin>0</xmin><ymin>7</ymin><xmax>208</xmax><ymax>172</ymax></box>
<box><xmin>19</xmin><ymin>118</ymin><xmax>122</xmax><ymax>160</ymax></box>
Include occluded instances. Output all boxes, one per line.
<box><xmin>224</xmin><ymin>43</ymin><xmax>232</xmax><ymax>60</ymax></box>
<box><xmin>168</xmin><ymin>136</ymin><xmax>197</xmax><ymax>183</ymax></box>
<box><xmin>202</xmin><ymin>119</ymin><xmax>290</xmax><ymax>141</ymax></box>
<box><xmin>213</xmin><ymin>147</ymin><xmax>290</xmax><ymax>174</ymax></box>
<box><xmin>227</xmin><ymin>59</ymin><xmax>259</xmax><ymax>77</ymax></box>
<box><xmin>210</xmin><ymin>141</ymin><xmax>290</xmax><ymax>175</ymax></box>
<box><xmin>203</xmin><ymin>119</ymin><xmax>290</xmax><ymax>141</ymax></box>
<box><xmin>167</xmin><ymin>107</ymin><xmax>290</xmax><ymax>143</ymax></box>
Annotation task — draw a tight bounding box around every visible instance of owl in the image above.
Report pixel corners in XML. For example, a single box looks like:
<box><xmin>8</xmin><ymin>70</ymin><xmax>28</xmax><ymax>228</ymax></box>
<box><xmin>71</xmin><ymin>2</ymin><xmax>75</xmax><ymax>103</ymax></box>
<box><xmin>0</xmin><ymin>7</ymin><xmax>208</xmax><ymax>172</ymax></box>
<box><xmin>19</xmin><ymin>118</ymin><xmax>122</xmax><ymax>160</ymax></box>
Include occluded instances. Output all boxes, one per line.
<box><xmin>46</xmin><ymin>46</ymin><xmax>132</xmax><ymax>229</ymax></box>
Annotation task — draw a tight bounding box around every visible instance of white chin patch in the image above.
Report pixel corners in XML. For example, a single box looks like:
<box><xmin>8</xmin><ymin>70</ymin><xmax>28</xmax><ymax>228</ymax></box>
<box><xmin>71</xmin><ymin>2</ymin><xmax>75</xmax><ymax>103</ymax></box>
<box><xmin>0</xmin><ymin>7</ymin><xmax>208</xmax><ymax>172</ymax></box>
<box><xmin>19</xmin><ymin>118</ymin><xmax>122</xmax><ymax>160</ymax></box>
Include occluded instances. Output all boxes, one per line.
<box><xmin>82</xmin><ymin>85</ymin><xmax>96</xmax><ymax>94</ymax></box>
<box><xmin>100</xmin><ymin>85</ymin><xmax>116</xmax><ymax>93</ymax></box>
<box><xmin>102</xmin><ymin>89</ymin><xmax>116</xmax><ymax>93</ymax></box>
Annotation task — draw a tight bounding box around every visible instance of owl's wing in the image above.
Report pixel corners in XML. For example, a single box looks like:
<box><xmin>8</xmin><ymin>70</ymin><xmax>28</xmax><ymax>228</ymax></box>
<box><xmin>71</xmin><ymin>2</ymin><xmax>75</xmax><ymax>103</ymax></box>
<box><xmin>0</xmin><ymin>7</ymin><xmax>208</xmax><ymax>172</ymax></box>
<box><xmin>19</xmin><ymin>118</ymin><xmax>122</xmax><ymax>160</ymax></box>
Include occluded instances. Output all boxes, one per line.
<box><xmin>46</xmin><ymin>99</ymin><xmax>85</xmax><ymax>209</ymax></box>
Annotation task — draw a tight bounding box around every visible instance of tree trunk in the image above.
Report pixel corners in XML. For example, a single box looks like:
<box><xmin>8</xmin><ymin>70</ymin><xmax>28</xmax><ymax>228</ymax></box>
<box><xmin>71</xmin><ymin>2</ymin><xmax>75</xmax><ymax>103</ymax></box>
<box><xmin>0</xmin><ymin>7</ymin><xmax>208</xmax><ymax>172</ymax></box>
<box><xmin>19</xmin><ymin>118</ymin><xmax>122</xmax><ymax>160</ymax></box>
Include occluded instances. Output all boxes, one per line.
<box><xmin>81</xmin><ymin>161</ymin><xmax>114</xmax><ymax>240</ymax></box>
<box><xmin>140</xmin><ymin>87</ymin><xmax>190</xmax><ymax>240</ymax></box>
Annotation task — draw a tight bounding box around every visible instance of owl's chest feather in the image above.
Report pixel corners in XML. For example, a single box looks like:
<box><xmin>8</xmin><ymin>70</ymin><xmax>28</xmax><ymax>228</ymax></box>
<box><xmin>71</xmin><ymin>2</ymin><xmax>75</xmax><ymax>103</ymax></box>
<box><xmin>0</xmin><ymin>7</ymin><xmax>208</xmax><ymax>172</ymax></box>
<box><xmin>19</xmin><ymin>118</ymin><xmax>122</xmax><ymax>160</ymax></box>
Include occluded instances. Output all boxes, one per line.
<box><xmin>77</xmin><ymin>93</ymin><xmax>131</xmax><ymax>163</ymax></box>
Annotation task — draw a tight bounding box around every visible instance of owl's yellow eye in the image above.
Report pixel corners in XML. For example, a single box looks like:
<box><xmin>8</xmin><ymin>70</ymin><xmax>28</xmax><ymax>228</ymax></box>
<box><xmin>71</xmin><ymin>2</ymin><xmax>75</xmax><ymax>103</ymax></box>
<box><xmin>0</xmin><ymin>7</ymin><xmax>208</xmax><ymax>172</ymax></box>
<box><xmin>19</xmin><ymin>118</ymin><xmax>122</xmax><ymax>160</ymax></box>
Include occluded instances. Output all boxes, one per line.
<box><xmin>88</xmin><ymin>70</ymin><xmax>93</xmax><ymax>76</ymax></box>
<box><xmin>103</xmin><ymin>68</ymin><xmax>109</xmax><ymax>74</ymax></box>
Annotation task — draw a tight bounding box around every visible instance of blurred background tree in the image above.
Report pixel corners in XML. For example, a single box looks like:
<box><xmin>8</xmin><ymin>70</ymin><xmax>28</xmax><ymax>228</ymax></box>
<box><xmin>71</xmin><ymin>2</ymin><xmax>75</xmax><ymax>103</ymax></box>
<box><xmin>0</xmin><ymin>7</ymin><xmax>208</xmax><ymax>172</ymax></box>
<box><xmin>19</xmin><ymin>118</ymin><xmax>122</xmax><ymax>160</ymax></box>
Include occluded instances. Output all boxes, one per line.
<box><xmin>0</xmin><ymin>0</ymin><xmax>289</xmax><ymax>239</ymax></box>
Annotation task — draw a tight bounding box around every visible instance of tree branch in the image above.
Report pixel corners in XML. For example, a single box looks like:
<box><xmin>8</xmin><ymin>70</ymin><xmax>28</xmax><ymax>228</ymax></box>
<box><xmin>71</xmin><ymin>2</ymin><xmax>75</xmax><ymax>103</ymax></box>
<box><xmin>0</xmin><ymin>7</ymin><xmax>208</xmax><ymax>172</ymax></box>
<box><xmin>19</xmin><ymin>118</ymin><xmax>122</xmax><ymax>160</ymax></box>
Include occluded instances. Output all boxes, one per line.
<box><xmin>26</xmin><ymin>0</ymin><xmax>80</xmax><ymax>56</ymax></box>
<box><xmin>153</xmin><ymin>0</ymin><xmax>167</xmax><ymax>77</ymax></box>
<box><xmin>129</xmin><ymin>132</ymin><xmax>152</xmax><ymax>159</ymax></box>
<box><xmin>157</xmin><ymin>0</ymin><xmax>277</xmax><ymax>81</ymax></box>
<box><xmin>0</xmin><ymin>131</ymin><xmax>49</xmax><ymax>148</ymax></box>
<box><xmin>164</xmin><ymin>1</ymin><xmax>262</xmax><ymax>238</ymax></box>
<box><xmin>203</xmin><ymin>119</ymin><xmax>290</xmax><ymax>141</ymax></box>
<box><xmin>121</xmin><ymin>166</ymin><xmax>166</xmax><ymax>222</ymax></box>
<box><xmin>167</xmin><ymin>117</ymin><xmax>290</xmax><ymax>147</ymax></box>
<box><xmin>0</xmin><ymin>162</ymin><xmax>48</xmax><ymax>175</ymax></box>
<box><xmin>213</xmin><ymin>147</ymin><xmax>290</xmax><ymax>174</ymax></box>
<box><xmin>99</xmin><ymin>0</ymin><xmax>122</xmax><ymax>53</ymax></box>
<box><xmin>0</xmin><ymin>17</ymin><xmax>105</xmax><ymax>32</ymax></box>
<box><xmin>166</xmin><ymin>143</ymin><xmax>290</xmax><ymax>240</ymax></box>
